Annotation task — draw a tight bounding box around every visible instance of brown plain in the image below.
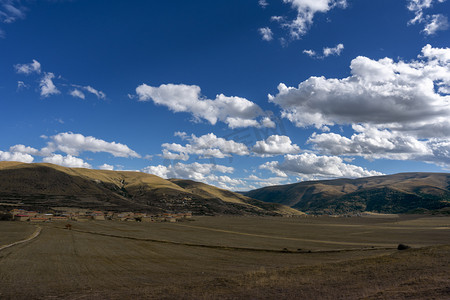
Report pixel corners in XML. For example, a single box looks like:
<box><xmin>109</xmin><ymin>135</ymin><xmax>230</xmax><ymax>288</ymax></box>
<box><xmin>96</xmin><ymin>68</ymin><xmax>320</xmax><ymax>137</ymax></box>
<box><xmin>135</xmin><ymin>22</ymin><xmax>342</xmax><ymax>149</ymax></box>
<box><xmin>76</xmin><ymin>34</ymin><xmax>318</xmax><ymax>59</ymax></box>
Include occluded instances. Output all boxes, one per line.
<box><xmin>1</xmin><ymin>215</ymin><xmax>449</xmax><ymax>299</ymax></box>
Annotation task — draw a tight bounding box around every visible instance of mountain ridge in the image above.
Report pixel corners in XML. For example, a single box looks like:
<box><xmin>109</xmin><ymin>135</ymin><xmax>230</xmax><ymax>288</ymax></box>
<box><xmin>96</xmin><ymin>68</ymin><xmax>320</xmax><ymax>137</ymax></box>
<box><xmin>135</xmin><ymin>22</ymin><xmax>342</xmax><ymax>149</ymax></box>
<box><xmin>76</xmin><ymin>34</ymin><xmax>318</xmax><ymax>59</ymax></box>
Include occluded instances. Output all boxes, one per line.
<box><xmin>0</xmin><ymin>161</ymin><xmax>302</xmax><ymax>216</ymax></box>
<box><xmin>244</xmin><ymin>172</ymin><xmax>450</xmax><ymax>214</ymax></box>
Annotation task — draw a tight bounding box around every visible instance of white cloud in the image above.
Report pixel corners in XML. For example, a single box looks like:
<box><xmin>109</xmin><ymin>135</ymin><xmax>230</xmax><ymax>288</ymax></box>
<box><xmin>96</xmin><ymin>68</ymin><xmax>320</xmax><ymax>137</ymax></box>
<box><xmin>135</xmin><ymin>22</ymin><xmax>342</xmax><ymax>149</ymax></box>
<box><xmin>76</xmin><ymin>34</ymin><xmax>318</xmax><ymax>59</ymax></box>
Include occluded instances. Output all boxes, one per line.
<box><xmin>161</xmin><ymin>149</ymin><xmax>190</xmax><ymax>161</ymax></box>
<box><xmin>14</xmin><ymin>59</ymin><xmax>41</xmax><ymax>75</ymax></box>
<box><xmin>162</xmin><ymin>133</ymin><xmax>250</xmax><ymax>159</ymax></box>
<box><xmin>17</xmin><ymin>81</ymin><xmax>28</xmax><ymax>90</ymax></box>
<box><xmin>98</xmin><ymin>163</ymin><xmax>114</xmax><ymax>170</ymax></box>
<box><xmin>270</xmin><ymin>45</ymin><xmax>450</xmax><ymax>138</ymax></box>
<box><xmin>323</xmin><ymin>43</ymin><xmax>344</xmax><ymax>57</ymax></box>
<box><xmin>69</xmin><ymin>89</ymin><xmax>85</xmax><ymax>99</ymax></box>
<box><xmin>261</xmin><ymin>116</ymin><xmax>276</xmax><ymax>128</ymax></box>
<box><xmin>303</xmin><ymin>43</ymin><xmax>344</xmax><ymax>59</ymax></box>
<box><xmin>308</xmin><ymin>125</ymin><xmax>432</xmax><ymax>160</ymax></box>
<box><xmin>14</xmin><ymin>60</ymin><xmax>106</xmax><ymax>100</ymax></box>
<box><xmin>259</xmin><ymin>27</ymin><xmax>273</xmax><ymax>41</ymax></box>
<box><xmin>41</xmin><ymin>132</ymin><xmax>141</xmax><ymax>158</ymax></box>
<box><xmin>142</xmin><ymin>165</ymin><xmax>170</xmax><ymax>178</ymax></box>
<box><xmin>142</xmin><ymin>162</ymin><xmax>247</xmax><ymax>190</ymax></box>
<box><xmin>39</xmin><ymin>72</ymin><xmax>60</xmax><ymax>97</ymax></box>
<box><xmin>206</xmin><ymin>174</ymin><xmax>246</xmax><ymax>190</ymax></box>
<box><xmin>259</xmin><ymin>0</ymin><xmax>269</xmax><ymax>8</ymax></box>
<box><xmin>84</xmin><ymin>85</ymin><xmax>106</xmax><ymax>99</ymax></box>
<box><xmin>260</xmin><ymin>153</ymin><xmax>383</xmax><ymax>180</ymax></box>
<box><xmin>136</xmin><ymin>83</ymin><xmax>272</xmax><ymax>128</ymax></box>
<box><xmin>303</xmin><ymin>49</ymin><xmax>317</xmax><ymax>57</ymax></box>
<box><xmin>308</xmin><ymin>125</ymin><xmax>450</xmax><ymax>168</ymax></box>
<box><xmin>0</xmin><ymin>150</ymin><xmax>34</xmax><ymax>163</ymax></box>
<box><xmin>423</xmin><ymin>14</ymin><xmax>449</xmax><ymax>35</ymax></box>
<box><xmin>407</xmin><ymin>0</ymin><xmax>449</xmax><ymax>35</ymax></box>
<box><xmin>43</xmin><ymin>154</ymin><xmax>91</xmax><ymax>169</ymax></box>
<box><xmin>274</xmin><ymin>0</ymin><xmax>347</xmax><ymax>39</ymax></box>
<box><xmin>245</xmin><ymin>174</ymin><xmax>290</xmax><ymax>188</ymax></box>
<box><xmin>174</xmin><ymin>131</ymin><xmax>188</xmax><ymax>140</ymax></box>
<box><xmin>252</xmin><ymin>135</ymin><xmax>300</xmax><ymax>156</ymax></box>
<box><xmin>0</xmin><ymin>1</ymin><xmax>25</xmax><ymax>24</ymax></box>
<box><xmin>9</xmin><ymin>144</ymin><xmax>40</xmax><ymax>155</ymax></box>
<box><xmin>70</xmin><ymin>85</ymin><xmax>106</xmax><ymax>99</ymax></box>
<box><xmin>142</xmin><ymin>162</ymin><xmax>233</xmax><ymax>181</ymax></box>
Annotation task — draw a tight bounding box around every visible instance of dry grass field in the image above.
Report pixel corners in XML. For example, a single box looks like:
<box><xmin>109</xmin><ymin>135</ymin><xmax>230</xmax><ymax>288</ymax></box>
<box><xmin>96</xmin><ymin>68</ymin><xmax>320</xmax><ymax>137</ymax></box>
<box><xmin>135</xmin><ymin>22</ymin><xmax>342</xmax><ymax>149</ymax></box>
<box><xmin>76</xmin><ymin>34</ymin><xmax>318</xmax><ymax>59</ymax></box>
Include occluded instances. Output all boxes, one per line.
<box><xmin>0</xmin><ymin>215</ymin><xmax>449</xmax><ymax>299</ymax></box>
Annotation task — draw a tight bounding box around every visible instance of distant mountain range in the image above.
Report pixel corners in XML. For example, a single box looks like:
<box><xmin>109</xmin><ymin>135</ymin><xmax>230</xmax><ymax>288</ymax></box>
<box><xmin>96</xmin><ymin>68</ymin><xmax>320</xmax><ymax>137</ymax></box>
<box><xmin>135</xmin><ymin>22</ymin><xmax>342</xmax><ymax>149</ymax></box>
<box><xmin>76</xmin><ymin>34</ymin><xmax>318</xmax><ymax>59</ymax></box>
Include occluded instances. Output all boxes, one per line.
<box><xmin>1</xmin><ymin>162</ymin><xmax>449</xmax><ymax>215</ymax></box>
<box><xmin>0</xmin><ymin>161</ymin><xmax>301</xmax><ymax>216</ymax></box>
<box><xmin>244</xmin><ymin>173</ymin><xmax>450</xmax><ymax>214</ymax></box>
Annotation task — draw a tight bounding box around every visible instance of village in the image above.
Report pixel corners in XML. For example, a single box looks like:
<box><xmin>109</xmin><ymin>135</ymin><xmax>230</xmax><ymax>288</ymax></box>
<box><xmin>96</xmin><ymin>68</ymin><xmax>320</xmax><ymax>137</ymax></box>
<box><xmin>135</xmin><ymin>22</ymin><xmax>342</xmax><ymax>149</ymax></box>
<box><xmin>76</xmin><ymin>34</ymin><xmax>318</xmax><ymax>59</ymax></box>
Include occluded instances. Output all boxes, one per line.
<box><xmin>7</xmin><ymin>209</ymin><xmax>193</xmax><ymax>223</ymax></box>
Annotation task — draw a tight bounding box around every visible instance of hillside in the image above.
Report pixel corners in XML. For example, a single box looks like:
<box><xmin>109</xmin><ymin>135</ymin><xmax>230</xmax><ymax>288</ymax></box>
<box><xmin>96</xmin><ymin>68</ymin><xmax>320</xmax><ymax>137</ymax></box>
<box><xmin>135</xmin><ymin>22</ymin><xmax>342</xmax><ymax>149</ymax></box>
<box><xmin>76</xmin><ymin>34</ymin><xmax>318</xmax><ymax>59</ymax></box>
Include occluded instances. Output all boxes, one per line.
<box><xmin>0</xmin><ymin>162</ymin><xmax>302</xmax><ymax>216</ymax></box>
<box><xmin>244</xmin><ymin>173</ymin><xmax>450</xmax><ymax>214</ymax></box>
<box><xmin>169</xmin><ymin>179</ymin><xmax>303</xmax><ymax>216</ymax></box>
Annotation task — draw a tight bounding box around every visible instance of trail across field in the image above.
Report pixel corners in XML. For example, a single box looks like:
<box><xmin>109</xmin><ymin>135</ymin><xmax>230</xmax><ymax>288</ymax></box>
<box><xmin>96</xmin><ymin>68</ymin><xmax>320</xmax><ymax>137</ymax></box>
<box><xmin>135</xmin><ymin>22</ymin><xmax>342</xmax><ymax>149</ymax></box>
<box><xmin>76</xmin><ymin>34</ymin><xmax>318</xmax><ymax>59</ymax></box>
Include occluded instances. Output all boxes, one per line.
<box><xmin>174</xmin><ymin>223</ymin><xmax>395</xmax><ymax>247</ymax></box>
<box><xmin>0</xmin><ymin>225</ymin><xmax>41</xmax><ymax>251</ymax></box>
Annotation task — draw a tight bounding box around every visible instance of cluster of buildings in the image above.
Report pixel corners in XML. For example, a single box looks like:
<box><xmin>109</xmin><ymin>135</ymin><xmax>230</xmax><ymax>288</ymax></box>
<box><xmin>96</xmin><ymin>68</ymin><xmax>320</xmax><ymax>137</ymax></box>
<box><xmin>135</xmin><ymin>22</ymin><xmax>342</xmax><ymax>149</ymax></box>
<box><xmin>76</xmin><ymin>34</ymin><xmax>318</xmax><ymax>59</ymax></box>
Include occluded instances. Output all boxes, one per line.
<box><xmin>9</xmin><ymin>209</ymin><xmax>193</xmax><ymax>223</ymax></box>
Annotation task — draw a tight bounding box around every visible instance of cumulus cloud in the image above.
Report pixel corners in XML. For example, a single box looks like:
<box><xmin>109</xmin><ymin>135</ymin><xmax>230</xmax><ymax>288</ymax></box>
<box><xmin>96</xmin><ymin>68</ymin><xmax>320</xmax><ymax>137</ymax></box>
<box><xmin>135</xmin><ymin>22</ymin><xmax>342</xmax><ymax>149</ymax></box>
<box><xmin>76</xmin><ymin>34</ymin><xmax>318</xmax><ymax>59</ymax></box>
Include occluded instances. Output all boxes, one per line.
<box><xmin>259</xmin><ymin>27</ymin><xmax>273</xmax><ymax>41</ymax></box>
<box><xmin>423</xmin><ymin>14</ymin><xmax>449</xmax><ymax>35</ymax></box>
<box><xmin>98</xmin><ymin>163</ymin><xmax>114</xmax><ymax>170</ymax></box>
<box><xmin>245</xmin><ymin>174</ymin><xmax>290</xmax><ymax>188</ymax></box>
<box><xmin>43</xmin><ymin>154</ymin><xmax>91</xmax><ymax>169</ymax></box>
<box><xmin>9</xmin><ymin>144</ymin><xmax>40</xmax><ymax>155</ymax></box>
<box><xmin>252</xmin><ymin>135</ymin><xmax>300</xmax><ymax>156</ymax></box>
<box><xmin>270</xmin><ymin>44</ymin><xmax>450</xmax><ymax>137</ymax></box>
<box><xmin>308</xmin><ymin>125</ymin><xmax>450</xmax><ymax>168</ymax></box>
<box><xmin>260</xmin><ymin>153</ymin><xmax>383</xmax><ymax>180</ymax></box>
<box><xmin>39</xmin><ymin>72</ymin><xmax>60</xmax><ymax>97</ymax></box>
<box><xmin>0</xmin><ymin>150</ymin><xmax>34</xmax><ymax>163</ymax></box>
<box><xmin>142</xmin><ymin>162</ymin><xmax>233</xmax><ymax>181</ymax></box>
<box><xmin>407</xmin><ymin>0</ymin><xmax>449</xmax><ymax>35</ymax></box>
<box><xmin>162</xmin><ymin>133</ymin><xmax>249</xmax><ymax>160</ymax></box>
<box><xmin>323</xmin><ymin>43</ymin><xmax>344</xmax><ymax>56</ymax></box>
<box><xmin>303</xmin><ymin>49</ymin><xmax>317</xmax><ymax>57</ymax></box>
<box><xmin>135</xmin><ymin>83</ymin><xmax>273</xmax><ymax>128</ymax></box>
<box><xmin>308</xmin><ymin>125</ymin><xmax>432</xmax><ymax>160</ymax></box>
<box><xmin>271</xmin><ymin>44</ymin><xmax>450</xmax><ymax>168</ymax></box>
<box><xmin>14</xmin><ymin>59</ymin><xmax>41</xmax><ymax>74</ymax></box>
<box><xmin>207</xmin><ymin>174</ymin><xmax>247</xmax><ymax>190</ymax></box>
<box><xmin>273</xmin><ymin>0</ymin><xmax>347</xmax><ymax>39</ymax></box>
<box><xmin>303</xmin><ymin>43</ymin><xmax>344</xmax><ymax>59</ymax></box>
<box><xmin>142</xmin><ymin>162</ymin><xmax>249</xmax><ymax>190</ymax></box>
<box><xmin>6</xmin><ymin>133</ymin><xmax>140</xmax><ymax>169</ymax></box>
<box><xmin>41</xmin><ymin>132</ymin><xmax>141</xmax><ymax>158</ymax></box>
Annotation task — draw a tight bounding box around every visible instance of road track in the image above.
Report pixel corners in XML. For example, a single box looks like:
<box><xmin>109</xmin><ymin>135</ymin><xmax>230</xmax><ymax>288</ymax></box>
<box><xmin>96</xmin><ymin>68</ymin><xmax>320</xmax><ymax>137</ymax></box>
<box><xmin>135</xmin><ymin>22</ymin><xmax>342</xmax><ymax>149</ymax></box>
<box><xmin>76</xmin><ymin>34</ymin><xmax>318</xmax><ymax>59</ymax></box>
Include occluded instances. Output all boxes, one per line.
<box><xmin>0</xmin><ymin>225</ymin><xmax>42</xmax><ymax>252</ymax></box>
<box><xmin>174</xmin><ymin>223</ymin><xmax>395</xmax><ymax>247</ymax></box>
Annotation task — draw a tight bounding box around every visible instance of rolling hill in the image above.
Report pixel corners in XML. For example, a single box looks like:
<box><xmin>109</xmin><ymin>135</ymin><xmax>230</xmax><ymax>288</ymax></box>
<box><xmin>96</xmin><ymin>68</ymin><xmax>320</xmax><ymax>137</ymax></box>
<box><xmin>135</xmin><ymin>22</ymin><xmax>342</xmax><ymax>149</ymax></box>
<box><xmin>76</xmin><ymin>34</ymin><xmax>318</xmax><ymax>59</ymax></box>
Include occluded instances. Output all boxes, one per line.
<box><xmin>244</xmin><ymin>173</ymin><xmax>450</xmax><ymax>214</ymax></box>
<box><xmin>0</xmin><ymin>161</ymin><xmax>303</xmax><ymax>216</ymax></box>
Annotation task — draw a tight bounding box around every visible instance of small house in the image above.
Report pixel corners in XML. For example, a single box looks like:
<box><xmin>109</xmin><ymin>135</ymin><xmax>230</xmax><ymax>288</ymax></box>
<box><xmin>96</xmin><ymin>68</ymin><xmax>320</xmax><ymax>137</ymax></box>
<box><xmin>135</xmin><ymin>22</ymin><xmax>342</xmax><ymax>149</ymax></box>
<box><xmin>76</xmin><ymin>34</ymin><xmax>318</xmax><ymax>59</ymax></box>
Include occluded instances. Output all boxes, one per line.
<box><xmin>30</xmin><ymin>217</ymin><xmax>46</xmax><ymax>223</ymax></box>
<box><xmin>14</xmin><ymin>214</ymin><xmax>30</xmax><ymax>221</ymax></box>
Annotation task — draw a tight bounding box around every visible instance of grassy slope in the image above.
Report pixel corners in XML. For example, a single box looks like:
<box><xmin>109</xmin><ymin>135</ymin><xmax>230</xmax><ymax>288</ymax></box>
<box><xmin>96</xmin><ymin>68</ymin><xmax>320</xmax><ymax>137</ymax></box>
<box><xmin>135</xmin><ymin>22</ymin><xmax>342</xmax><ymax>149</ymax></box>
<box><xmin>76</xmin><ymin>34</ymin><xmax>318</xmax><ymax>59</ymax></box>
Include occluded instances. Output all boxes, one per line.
<box><xmin>245</xmin><ymin>173</ymin><xmax>450</xmax><ymax>214</ymax></box>
<box><xmin>0</xmin><ymin>162</ymin><xmax>301</xmax><ymax>215</ymax></box>
<box><xmin>170</xmin><ymin>179</ymin><xmax>304</xmax><ymax>216</ymax></box>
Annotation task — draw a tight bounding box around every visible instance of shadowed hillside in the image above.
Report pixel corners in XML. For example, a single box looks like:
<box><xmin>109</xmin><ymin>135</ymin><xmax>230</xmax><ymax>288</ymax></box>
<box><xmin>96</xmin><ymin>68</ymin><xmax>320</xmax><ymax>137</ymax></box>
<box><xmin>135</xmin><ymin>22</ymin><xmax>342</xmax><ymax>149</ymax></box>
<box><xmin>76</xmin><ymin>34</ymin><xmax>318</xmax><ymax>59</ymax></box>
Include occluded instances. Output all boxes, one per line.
<box><xmin>244</xmin><ymin>173</ymin><xmax>450</xmax><ymax>214</ymax></box>
<box><xmin>0</xmin><ymin>162</ymin><xmax>302</xmax><ymax>216</ymax></box>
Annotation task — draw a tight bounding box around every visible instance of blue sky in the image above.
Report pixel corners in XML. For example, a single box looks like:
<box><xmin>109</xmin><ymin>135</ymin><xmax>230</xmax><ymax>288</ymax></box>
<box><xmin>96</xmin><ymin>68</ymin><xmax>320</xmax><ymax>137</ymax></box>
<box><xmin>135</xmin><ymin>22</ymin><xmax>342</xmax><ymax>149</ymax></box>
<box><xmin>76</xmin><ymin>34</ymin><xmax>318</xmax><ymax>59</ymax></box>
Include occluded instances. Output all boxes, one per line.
<box><xmin>1</xmin><ymin>0</ymin><xmax>449</xmax><ymax>190</ymax></box>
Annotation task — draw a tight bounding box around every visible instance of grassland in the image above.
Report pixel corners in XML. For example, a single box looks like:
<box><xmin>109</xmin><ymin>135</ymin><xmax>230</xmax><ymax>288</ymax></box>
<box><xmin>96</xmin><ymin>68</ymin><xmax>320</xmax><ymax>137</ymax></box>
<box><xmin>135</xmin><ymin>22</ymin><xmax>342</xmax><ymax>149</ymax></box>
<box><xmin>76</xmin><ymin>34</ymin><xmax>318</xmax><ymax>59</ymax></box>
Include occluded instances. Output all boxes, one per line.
<box><xmin>0</xmin><ymin>215</ymin><xmax>449</xmax><ymax>299</ymax></box>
